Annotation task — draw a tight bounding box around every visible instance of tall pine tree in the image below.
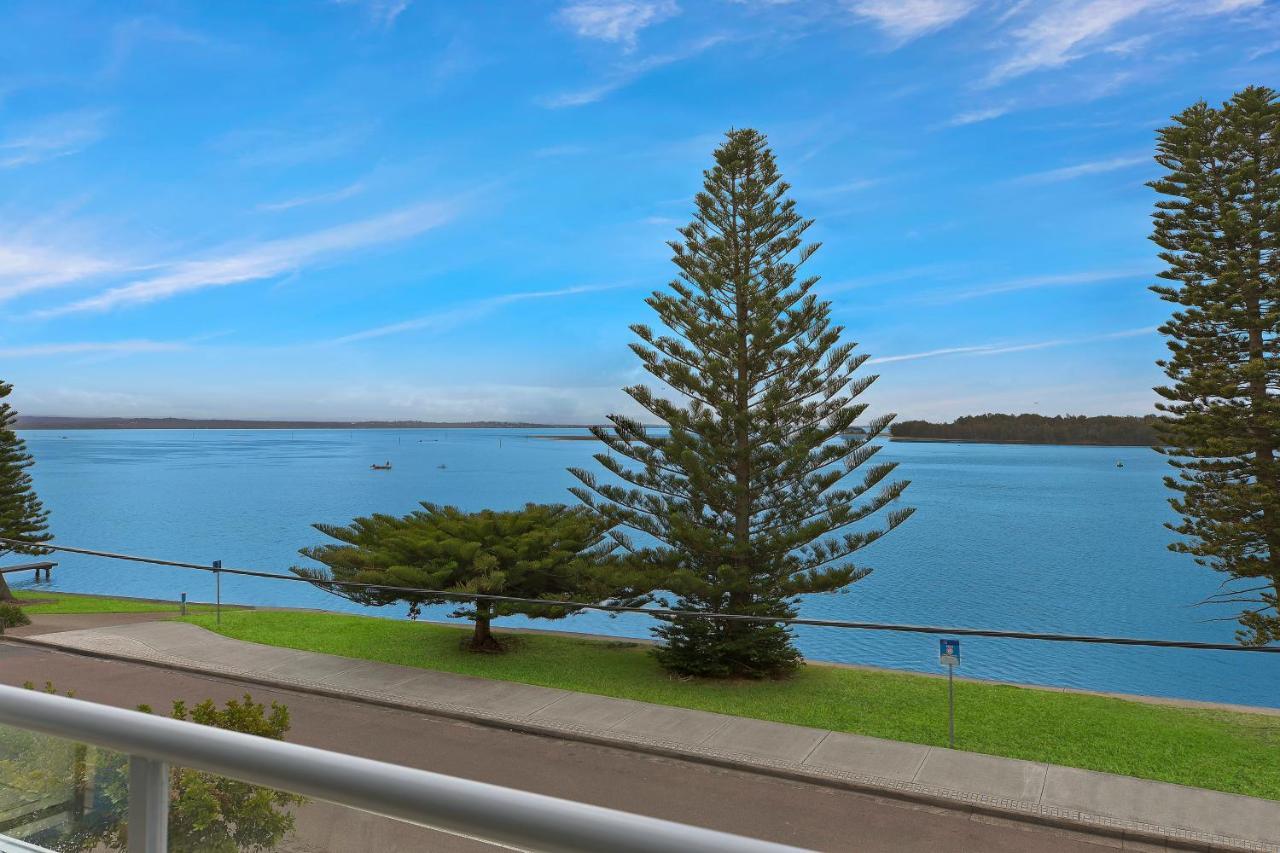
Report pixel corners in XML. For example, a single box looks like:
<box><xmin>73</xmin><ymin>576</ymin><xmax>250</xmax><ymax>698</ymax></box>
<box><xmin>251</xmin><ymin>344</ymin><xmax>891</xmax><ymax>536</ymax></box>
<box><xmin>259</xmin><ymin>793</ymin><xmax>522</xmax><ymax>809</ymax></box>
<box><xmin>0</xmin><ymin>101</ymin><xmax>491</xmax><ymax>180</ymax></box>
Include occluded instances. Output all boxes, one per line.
<box><xmin>571</xmin><ymin>129</ymin><xmax>912</xmax><ymax>678</ymax></box>
<box><xmin>0</xmin><ymin>380</ymin><xmax>51</xmax><ymax>601</ymax></box>
<box><xmin>1151</xmin><ymin>86</ymin><xmax>1280</xmax><ymax>644</ymax></box>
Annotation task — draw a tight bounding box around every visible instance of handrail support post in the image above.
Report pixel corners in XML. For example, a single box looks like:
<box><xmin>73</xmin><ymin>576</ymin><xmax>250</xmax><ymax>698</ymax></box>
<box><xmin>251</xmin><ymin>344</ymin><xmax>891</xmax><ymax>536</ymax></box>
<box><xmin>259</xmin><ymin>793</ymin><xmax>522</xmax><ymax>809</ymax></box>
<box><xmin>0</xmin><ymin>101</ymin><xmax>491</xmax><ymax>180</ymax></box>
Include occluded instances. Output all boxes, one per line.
<box><xmin>128</xmin><ymin>755</ymin><xmax>169</xmax><ymax>853</ymax></box>
<box><xmin>213</xmin><ymin>560</ymin><xmax>222</xmax><ymax>626</ymax></box>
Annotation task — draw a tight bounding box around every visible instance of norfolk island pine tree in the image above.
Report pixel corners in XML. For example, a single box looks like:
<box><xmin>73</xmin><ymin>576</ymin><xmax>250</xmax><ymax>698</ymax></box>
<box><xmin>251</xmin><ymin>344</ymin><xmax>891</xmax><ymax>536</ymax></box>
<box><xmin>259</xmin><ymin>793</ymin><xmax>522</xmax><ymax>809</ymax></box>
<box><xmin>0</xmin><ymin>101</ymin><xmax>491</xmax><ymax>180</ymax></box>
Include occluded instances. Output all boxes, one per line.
<box><xmin>294</xmin><ymin>502</ymin><xmax>632</xmax><ymax>651</ymax></box>
<box><xmin>0</xmin><ymin>380</ymin><xmax>51</xmax><ymax>602</ymax></box>
<box><xmin>1151</xmin><ymin>86</ymin><xmax>1280</xmax><ymax>644</ymax></box>
<box><xmin>571</xmin><ymin>128</ymin><xmax>914</xmax><ymax>678</ymax></box>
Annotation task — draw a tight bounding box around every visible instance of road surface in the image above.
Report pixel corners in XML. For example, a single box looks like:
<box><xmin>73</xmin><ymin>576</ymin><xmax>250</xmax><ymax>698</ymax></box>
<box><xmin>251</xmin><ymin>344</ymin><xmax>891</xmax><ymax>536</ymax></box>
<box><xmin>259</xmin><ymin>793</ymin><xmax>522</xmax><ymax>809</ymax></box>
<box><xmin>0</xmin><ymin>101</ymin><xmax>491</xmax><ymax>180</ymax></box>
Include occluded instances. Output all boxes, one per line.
<box><xmin>0</xmin><ymin>642</ymin><xmax>1114</xmax><ymax>852</ymax></box>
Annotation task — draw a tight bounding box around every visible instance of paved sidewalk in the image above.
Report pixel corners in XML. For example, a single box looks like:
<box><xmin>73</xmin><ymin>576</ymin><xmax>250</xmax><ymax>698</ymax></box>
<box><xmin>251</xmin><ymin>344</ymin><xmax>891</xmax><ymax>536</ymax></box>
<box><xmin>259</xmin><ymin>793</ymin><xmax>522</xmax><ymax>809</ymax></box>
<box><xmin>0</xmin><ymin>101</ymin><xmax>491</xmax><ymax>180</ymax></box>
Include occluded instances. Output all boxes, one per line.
<box><xmin>12</xmin><ymin>621</ymin><xmax>1280</xmax><ymax>852</ymax></box>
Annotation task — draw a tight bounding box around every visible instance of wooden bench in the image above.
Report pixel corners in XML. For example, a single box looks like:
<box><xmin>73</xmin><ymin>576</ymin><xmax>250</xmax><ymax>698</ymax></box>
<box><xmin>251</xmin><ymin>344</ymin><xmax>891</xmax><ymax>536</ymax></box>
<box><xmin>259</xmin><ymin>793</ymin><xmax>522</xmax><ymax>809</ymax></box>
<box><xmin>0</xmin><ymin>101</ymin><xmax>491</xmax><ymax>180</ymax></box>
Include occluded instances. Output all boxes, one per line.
<box><xmin>0</xmin><ymin>562</ymin><xmax>56</xmax><ymax>581</ymax></box>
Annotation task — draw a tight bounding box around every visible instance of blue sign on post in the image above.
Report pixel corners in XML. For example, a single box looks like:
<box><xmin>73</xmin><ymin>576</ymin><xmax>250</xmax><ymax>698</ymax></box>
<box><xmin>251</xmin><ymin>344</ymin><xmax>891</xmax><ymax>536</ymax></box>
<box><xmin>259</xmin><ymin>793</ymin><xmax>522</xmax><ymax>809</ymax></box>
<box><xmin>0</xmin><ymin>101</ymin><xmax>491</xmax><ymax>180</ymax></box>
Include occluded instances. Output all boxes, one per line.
<box><xmin>939</xmin><ymin>639</ymin><xmax>960</xmax><ymax>748</ymax></box>
<box><xmin>939</xmin><ymin>639</ymin><xmax>960</xmax><ymax>666</ymax></box>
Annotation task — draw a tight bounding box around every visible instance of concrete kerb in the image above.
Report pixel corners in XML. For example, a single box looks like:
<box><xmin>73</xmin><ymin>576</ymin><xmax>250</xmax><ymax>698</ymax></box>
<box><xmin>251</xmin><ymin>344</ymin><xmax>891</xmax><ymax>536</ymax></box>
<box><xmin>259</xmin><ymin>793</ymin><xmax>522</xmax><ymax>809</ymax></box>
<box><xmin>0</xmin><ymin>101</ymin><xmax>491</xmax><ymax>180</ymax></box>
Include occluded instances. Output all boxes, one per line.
<box><xmin>3</xmin><ymin>633</ymin><xmax>1272</xmax><ymax>852</ymax></box>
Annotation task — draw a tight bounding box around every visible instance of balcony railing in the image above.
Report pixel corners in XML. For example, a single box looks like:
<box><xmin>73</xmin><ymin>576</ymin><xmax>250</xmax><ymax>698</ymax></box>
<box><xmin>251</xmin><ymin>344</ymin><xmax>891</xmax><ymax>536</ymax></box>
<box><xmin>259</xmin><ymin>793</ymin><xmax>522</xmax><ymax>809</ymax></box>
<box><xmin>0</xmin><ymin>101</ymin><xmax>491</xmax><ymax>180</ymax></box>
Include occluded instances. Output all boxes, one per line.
<box><xmin>0</xmin><ymin>684</ymin><xmax>804</xmax><ymax>852</ymax></box>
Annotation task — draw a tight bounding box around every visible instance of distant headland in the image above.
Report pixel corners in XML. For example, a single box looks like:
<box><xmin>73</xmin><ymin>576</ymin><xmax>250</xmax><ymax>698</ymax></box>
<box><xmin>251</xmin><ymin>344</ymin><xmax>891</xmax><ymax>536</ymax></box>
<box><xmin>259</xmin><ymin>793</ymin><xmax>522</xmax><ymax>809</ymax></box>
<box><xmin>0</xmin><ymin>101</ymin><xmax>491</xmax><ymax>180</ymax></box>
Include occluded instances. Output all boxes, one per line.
<box><xmin>890</xmin><ymin>414</ymin><xmax>1161</xmax><ymax>447</ymax></box>
<box><xmin>15</xmin><ymin>416</ymin><xmax>586</xmax><ymax>430</ymax></box>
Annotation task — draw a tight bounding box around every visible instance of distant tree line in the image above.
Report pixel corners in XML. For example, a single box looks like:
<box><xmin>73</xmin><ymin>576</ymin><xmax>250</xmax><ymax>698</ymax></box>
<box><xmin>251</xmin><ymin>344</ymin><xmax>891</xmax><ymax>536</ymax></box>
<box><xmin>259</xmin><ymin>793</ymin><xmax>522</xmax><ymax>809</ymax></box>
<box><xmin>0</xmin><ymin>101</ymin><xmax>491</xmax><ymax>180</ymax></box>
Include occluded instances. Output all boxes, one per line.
<box><xmin>890</xmin><ymin>414</ymin><xmax>1162</xmax><ymax>446</ymax></box>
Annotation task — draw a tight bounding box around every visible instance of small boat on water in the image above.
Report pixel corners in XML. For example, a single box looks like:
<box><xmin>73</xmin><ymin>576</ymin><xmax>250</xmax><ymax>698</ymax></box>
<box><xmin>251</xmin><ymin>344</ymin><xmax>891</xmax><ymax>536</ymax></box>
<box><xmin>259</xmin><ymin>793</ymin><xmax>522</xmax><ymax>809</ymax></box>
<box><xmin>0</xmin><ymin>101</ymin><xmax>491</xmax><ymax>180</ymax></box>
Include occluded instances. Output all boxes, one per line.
<box><xmin>371</xmin><ymin>461</ymin><xmax>392</xmax><ymax>470</ymax></box>
<box><xmin>1116</xmin><ymin>461</ymin><xmax>1125</xmax><ymax>468</ymax></box>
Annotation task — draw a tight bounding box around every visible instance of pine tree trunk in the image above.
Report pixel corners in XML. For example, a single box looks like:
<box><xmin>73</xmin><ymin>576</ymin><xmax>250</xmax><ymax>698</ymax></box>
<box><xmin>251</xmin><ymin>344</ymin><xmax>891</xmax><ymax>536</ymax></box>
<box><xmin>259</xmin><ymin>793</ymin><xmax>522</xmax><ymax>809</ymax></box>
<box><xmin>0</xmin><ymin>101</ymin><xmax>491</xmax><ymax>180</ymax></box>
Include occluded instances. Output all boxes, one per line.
<box><xmin>0</xmin><ymin>572</ymin><xmax>14</xmax><ymax>603</ymax></box>
<box><xmin>730</xmin><ymin>167</ymin><xmax>752</xmax><ymax>656</ymax></box>
<box><xmin>1246</xmin><ymin>301</ymin><xmax>1280</xmax><ymax>594</ymax></box>
<box><xmin>470</xmin><ymin>600</ymin><xmax>500</xmax><ymax>651</ymax></box>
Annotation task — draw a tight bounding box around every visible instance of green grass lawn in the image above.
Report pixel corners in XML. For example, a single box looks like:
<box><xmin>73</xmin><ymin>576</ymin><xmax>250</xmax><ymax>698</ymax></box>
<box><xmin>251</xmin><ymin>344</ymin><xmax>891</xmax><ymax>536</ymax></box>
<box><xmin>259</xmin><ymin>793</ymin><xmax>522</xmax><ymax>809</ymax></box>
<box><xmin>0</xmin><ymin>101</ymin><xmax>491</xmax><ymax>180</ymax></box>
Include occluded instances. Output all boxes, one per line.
<box><xmin>182</xmin><ymin>610</ymin><xmax>1280</xmax><ymax>800</ymax></box>
<box><xmin>15</xmin><ymin>591</ymin><xmax>219</xmax><ymax>615</ymax></box>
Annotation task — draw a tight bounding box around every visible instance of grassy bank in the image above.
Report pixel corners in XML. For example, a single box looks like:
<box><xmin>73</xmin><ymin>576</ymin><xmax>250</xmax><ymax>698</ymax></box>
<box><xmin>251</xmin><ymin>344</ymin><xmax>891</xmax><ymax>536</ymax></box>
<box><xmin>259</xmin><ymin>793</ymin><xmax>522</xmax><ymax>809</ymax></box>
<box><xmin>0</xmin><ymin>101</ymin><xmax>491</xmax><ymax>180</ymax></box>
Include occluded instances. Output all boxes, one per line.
<box><xmin>183</xmin><ymin>610</ymin><xmax>1280</xmax><ymax>800</ymax></box>
<box><xmin>15</xmin><ymin>592</ymin><xmax>219</xmax><ymax>615</ymax></box>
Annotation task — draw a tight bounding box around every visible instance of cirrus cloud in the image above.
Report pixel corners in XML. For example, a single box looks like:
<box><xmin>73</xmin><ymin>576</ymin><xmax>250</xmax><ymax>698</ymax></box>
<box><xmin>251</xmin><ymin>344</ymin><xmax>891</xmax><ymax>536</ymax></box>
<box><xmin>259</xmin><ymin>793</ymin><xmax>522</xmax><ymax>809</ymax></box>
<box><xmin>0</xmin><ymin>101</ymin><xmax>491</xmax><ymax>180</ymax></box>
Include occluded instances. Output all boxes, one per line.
<box><xmin>35</xmin><ymin>199</ymin><xmax>464</xmax><ymax>317</ymax></box>
<box><xmin>558</xmin><ymin>0</ymin><xmax>680</xmax><ymax>48</ymax></box>
<box><xmin>848</xmin><ymin>0</ymin><xmax>977</xmax><ymax>42</ymax></box>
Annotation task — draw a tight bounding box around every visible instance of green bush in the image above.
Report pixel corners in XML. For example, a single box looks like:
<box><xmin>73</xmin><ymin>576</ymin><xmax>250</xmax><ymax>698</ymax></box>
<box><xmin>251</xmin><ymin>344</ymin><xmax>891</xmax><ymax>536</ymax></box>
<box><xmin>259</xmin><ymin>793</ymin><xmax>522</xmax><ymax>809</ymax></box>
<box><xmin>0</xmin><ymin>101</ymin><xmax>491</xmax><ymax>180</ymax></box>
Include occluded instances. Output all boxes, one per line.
<box><xmin>0</xmin><ymin>602</ymin><xmax>31</xmax><ymax>628</ymax></box>
<box><xmin>9</xmin><ymin>686</ymin><xmax>303</xmax><ymax>852</ymax></box>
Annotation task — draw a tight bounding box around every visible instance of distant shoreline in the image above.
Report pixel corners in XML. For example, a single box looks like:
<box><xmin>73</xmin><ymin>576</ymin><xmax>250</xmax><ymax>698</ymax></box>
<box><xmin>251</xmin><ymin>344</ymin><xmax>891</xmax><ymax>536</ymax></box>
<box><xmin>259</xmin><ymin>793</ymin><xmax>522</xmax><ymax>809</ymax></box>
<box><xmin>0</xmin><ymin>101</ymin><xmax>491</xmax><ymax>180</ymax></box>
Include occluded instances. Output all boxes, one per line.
<box><xmin>890</xmin><ymin>436</ymin><xmax>1156</xmax><ymax>447</ymax></box>
<box><xmin>16</xmin><ymin>416</ymin><xmax>591</xmax><ymax>431</ymax></box>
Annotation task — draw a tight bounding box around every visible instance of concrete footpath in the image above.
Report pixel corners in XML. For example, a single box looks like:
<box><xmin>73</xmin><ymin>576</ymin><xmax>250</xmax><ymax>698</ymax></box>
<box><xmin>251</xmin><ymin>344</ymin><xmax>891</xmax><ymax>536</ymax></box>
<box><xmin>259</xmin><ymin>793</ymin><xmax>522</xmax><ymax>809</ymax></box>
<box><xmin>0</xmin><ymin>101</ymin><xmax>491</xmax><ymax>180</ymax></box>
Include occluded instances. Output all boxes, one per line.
<box><xmin>11</xmin><ymin>620</ymin><xmax>1280</xmax><ymax>852</ymax></box>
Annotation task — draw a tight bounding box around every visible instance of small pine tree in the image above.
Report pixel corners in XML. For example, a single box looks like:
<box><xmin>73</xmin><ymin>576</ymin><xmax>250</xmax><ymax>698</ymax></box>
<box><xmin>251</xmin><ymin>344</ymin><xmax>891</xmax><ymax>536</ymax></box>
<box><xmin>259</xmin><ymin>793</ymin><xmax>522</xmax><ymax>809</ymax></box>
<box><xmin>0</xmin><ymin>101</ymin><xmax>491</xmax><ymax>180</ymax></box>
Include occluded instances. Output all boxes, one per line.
<box><xmin>0</xmin><ymin>380</ymin><xmax>51</xmax><ymax>601</ymax></box>
<box><xmin>295</xmin><ymin>503</ymin><xmax>621</xmax><ymax>651</ymax></box>
<box><xmin>571</xmin><ymin>128</ymin><xmax>913</xmax><ymax>678</ymax></box>
<box><xmin>1150</xmin><ymin>86</ymin><xmax>1280</xmax><ymax>644</ymax></box>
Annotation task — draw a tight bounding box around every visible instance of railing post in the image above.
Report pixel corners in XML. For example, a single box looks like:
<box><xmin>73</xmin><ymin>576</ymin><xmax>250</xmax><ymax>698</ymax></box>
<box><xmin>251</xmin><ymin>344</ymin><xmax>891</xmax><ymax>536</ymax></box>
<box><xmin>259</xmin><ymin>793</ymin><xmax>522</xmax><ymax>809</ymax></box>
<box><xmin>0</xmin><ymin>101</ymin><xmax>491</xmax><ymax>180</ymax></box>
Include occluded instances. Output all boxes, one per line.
<box><xmin>213</xmin><ymin>560</ymin><xmax>222</xmax><ymax>626</ymax></box>
<box><xmin>128</xmin><ymin>755</ymin><xmax>169</xmax><ymax>853</ymax></box>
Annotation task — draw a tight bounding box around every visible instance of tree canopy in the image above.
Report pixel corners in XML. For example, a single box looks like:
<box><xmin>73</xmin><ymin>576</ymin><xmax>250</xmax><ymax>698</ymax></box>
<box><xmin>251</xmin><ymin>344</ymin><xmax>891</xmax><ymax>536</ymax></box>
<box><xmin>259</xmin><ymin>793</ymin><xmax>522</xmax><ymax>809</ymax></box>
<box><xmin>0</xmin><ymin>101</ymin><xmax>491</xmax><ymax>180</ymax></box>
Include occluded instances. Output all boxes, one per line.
<box><xmin>295</xmin><ymin>502</ymin><xmax>622</xmax><ymax>650</ymax></box>
<box><xmin>0</xmin><ymin>380</ymin><xmax>50</xmax><ymax>602</ymax></box>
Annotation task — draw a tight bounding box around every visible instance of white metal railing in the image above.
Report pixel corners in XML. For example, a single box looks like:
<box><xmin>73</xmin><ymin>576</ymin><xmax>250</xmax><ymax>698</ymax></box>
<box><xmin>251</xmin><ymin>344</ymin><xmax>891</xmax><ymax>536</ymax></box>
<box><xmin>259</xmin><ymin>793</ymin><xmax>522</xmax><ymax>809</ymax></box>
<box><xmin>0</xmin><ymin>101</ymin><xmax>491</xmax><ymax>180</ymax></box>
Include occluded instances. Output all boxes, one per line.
<box><xmin>0</xmin><ymin>684</ymin><xmax>807</xmax><ymax>853</ymax></box>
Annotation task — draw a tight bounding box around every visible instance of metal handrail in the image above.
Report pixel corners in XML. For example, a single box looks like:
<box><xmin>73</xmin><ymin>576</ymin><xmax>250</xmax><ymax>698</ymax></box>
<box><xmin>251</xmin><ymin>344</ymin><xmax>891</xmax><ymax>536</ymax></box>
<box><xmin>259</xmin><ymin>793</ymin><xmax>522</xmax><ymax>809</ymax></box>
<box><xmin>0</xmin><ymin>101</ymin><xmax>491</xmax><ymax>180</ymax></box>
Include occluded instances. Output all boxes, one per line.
<box><xmin>8</xmin><ymin>537</ymin><xmax>1277</xmax><ymax>653</ymax></box>
<box><xmin>0</xmin><ymin>684</ymin><xmax>804</xmax><ymax>853</ymax></box>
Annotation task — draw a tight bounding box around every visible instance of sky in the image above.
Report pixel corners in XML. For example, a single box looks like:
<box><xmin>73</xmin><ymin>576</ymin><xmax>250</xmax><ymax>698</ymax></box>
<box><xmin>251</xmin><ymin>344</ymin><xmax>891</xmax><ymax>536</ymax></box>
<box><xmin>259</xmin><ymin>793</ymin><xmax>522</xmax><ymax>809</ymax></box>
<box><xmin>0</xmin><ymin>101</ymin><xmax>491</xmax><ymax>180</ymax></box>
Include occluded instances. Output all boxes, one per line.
<box><xmin>1</xmin><ymin>0</ymin><xmax>1276</xmax><ymax>423</ymax></box>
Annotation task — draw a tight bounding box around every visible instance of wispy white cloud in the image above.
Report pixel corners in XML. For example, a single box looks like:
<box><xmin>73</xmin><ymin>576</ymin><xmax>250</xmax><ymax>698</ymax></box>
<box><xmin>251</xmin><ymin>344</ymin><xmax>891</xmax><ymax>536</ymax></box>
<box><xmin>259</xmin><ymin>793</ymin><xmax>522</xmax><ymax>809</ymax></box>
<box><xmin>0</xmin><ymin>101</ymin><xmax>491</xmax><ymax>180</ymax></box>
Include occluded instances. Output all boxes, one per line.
<box><xmin>986</xmin><ymin>0</ymin><xmax>1263</xmax><ymax>85</ymax></box>
<box><xmin>921</xmin><ymin>267</ymin><xmax>1149</xmax><ymax>303</ymax></box>
<box><xmin>539</xmin><ymin>34</ymin><xmax>727</xmax><ymax>108</ymax></box>
<box><xmin>991</xmin><ymin>0</ymin><xmax>1033</xmax><ymax>27</ymax></box>
<box><xmin>332</xmin><ymin>283</ymin><xmax>627</xmax><ymax>344</ymax></box>
<box><xmin>541</xmin><ymin>83</ymin><xmax>624</xmax><ymax>109</ymax></box>
<box><xmin>0</xmin><ymin>339</ymin><xmax>190</xmax><ymax>359</ymax></box>
<box><xmin>943</xmin><ymin>105</ymin><xmax>1013</xmax><ymax>127</ymax></box>
<box><xmin>848</xmin><ymin>0</ymin><xmax>977</xmax><ymax>42</ymax></box>
<box><xmin>1247</xmin><ymin>41</ymin><xmax>1280</xmax><ymax>60</ymax></box>
<box><xmin>871</xmin><ymin>344</ymin><xmax>1002</xmax><ymax>364</ymax></box>
<box><xmin>333</xmin><ymin>0</ymin><xmax>411</xmax><ymax>26</ymax></box>
<box><xmin>0</xmin><ymin>242</ymin><xmax>134</xmax><ymax>304</ymax></box>
<box><xmin>0</xmin><ymin>110</ymin><xmax>107</xmax><ymax>168</ymax></box>
<box><xmin>988</xmin><ymin>0</ymin><xmax>1155</xmax><ymax>83</ymax></box>
<box><xmin>36</xmin><ymin>200</ymin><xmax>463</xmax><ymax>317</ymax></box>
<box><xmin>1205</xmin><ymin>0</ymin><xmax>1265</xmax><ymax>11</ymax></box>
<box><xmin>558</xmin><ymin>1</ymin><xmax>680</xmax><ymax>49</ymax></box>
<box><xmin>870</xmin><ymin>326</ymin><xmax>1155</xmax><ymax>364</ymax></box>
<box><xmin>1017</xmin><ymin>154</ymin><xmax>1147</xmax><ymax>183</ymax></box>
<box><xmin>256</xmin><ymin>180</ymin><xmax>367</xmax><ymax>213</ymax></box>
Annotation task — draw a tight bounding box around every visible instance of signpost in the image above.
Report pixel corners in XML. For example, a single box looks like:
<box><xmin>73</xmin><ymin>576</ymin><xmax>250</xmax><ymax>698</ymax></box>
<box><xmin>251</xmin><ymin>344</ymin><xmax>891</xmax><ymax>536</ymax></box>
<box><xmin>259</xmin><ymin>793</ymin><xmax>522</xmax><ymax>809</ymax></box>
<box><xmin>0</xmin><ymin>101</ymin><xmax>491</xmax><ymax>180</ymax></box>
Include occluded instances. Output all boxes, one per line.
<box><xmin>213</xmin><ymin>561</ymin><xmax>222</xmax><ymax>626</ymax></box>
<box><xmin>939</xmin><ymin>639</ymin><xmax>960</xmax><ymax>748</ymax></box>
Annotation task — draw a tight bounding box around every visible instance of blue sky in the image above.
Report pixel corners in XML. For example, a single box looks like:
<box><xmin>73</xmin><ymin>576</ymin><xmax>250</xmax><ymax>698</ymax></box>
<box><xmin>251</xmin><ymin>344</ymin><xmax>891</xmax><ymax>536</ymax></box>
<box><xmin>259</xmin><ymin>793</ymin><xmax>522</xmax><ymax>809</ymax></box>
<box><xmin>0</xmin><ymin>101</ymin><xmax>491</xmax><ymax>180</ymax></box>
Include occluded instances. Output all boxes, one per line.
<box><xmin>1</xmin><ymin>0</ymin><xmax>1275</xmax><ymax>422</ymax></box>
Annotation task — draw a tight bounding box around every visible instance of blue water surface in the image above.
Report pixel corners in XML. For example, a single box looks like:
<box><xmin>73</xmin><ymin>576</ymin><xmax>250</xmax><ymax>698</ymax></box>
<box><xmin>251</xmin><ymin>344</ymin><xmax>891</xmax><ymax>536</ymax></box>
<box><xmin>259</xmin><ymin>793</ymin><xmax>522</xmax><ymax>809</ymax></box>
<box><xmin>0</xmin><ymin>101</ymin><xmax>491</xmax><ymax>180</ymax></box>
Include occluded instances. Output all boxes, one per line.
<box><xmin>13</xmin><ymin>428</ymin><xmax>1276</xmax><ymax>708</ymax></box>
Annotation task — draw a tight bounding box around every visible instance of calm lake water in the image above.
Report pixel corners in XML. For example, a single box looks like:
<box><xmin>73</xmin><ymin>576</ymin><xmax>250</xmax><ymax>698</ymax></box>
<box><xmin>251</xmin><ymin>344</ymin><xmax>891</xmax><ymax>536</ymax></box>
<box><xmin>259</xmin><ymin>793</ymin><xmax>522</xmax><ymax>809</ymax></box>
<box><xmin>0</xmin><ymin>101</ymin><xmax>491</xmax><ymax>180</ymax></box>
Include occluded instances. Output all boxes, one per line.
<box><xmin>14</xmin><ymin>428</ymin><xmax>1277</xmax><ymax>708</ymax></box>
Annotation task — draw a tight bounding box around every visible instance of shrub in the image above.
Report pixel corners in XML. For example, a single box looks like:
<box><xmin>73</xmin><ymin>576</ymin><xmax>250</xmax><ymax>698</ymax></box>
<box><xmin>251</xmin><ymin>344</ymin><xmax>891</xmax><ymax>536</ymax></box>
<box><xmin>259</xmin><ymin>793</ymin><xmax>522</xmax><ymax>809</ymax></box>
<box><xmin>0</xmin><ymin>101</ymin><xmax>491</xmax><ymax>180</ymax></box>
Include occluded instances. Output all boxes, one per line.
<box><xmin>0</xmin><ymin>602</ymin><xmax>31</xmax><ymax>629</ymax></box>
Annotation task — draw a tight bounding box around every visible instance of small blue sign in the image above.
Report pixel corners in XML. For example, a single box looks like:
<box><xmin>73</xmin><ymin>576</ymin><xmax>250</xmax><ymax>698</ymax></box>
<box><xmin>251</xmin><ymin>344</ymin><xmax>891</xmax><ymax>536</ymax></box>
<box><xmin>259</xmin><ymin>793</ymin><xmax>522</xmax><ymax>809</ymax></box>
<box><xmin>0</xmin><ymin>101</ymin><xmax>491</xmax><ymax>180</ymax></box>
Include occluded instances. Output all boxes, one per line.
<box><xmin>939</xmin><ymin>639</ymin><xmax>960</xmax><ymax>666</ymax></box>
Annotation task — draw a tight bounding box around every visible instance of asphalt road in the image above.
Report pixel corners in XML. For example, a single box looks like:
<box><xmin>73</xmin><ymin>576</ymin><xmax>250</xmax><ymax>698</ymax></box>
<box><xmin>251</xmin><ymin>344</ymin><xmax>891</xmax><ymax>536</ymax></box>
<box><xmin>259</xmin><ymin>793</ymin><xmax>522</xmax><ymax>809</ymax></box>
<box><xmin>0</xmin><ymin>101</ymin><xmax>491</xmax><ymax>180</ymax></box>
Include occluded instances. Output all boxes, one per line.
<box><xmin>0</xmin><ymin>642</ymin><xmax>1114</xmax><ymax>852</ymax></box>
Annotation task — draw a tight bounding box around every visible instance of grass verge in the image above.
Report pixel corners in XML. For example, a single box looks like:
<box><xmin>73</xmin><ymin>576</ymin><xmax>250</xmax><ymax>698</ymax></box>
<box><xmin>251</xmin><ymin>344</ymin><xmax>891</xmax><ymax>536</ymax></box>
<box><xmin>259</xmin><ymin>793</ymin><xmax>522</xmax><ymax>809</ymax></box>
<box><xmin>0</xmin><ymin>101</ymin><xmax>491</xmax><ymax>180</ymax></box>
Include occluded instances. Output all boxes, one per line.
<box><xmin>182</xmin><ymin>610</ymin><xmax>1280</xmax><ymax>800</ymax></box>
<box><xmin>15</xmin><ymin>591</ymin><xmax>219</xmax><ymax>615</ymax></box>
